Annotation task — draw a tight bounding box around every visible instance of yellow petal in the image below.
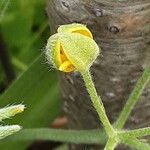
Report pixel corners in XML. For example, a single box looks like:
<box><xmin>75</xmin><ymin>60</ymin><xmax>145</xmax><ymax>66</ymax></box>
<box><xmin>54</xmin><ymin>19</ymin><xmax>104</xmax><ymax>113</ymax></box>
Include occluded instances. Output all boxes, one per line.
<box><xmin>54</xmin><ymin>40</ymin><xmax>61</xmax><ymax>66</ymax></box>
<box><xmin>59</xmin><ymin>60</ymin><xmax>75</xmax><ymax>72</ymax></box>
<box><xmin>57</xmin><ymin>23</ymin><xmax>93</xmax><ymax>38</ymax></box>
<box><xmin>70</xmin><ymin>27</ymin><xmax>93</xmax><ymax>39</ymax></box>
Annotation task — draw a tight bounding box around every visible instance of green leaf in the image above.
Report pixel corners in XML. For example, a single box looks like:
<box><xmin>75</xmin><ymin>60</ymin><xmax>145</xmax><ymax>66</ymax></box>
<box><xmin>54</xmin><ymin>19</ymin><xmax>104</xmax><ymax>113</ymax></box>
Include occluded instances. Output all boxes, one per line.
<box><xmin>0</xmin><ymin>54</ymin><xmax>60</xmax><ymax>149</ymax></box>
<box><xmin>2</xmin><ymin>128</ymin><xmax>106</xmax><ymax>145</ymax></box>
<box><xmin>1</xmin><ymin>10</ymin><xmax>33</xmax><ymax>48</ymax></box>
<box><xmin>18</xmin><ymin>21</ymin><xmax>49</xmax><ymax>65</ymax></box>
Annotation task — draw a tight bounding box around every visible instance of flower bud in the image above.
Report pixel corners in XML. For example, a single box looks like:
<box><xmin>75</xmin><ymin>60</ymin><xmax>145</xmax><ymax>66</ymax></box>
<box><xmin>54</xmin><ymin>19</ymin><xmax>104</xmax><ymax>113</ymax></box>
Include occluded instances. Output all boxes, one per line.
<box><xmin>0</xmin><ymin>104</ymin><xmax>25</xmax><ymax>121</ymax></box>
<box><xmin>46</xmin><ymin>23</ymin><xmax>100</xmax><ymax>72</ymax></box>
<box><xmin>0</xmin><ymin>125</ymin><xmax>22</xmax><ymax>139</ymax></box>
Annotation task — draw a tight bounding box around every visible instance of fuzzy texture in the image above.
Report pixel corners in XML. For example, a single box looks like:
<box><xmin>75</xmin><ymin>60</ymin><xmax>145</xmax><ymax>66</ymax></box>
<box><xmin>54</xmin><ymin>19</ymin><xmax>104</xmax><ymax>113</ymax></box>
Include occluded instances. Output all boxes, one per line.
<box><xmin>0</xmin><ymin>104</ymin><xmax>25</xmax><ymax>121</ymax></box>
<box><xmin>0</xmin><ymin>104</ymin><xmax>25</xmax><ymax>140</ymax></box>
<box><xmin>0</xmin><ymin>125</ymin><xmax>21</xmax><ymax>140</ymax></box>
<box><xmin>46</xmin><ymin>24</ymin><xmax>100</xmax><ymax>72</ymax></box>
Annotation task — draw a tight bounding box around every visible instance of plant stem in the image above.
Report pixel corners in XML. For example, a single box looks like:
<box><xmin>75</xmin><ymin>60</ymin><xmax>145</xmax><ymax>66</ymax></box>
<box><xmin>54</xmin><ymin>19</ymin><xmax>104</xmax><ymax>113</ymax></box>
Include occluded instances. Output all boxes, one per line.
<box><xmin>81</xmin><ymin>70</ymin><xmax>115</xmax><ymax>137</ymax></box>
<box><xmin>104</xmin><ymin>138</ymin><xmax>117</xmax><ymax>150</ymax></box>
<box><xmin>4</xmin><ymin>128</ymin><xmax>106</xmax><ymax>144</ymax></box>
<box><xmin>118</xmin><ymin>127</ymin><xmax>150</xmax><ymax>138</ymax></box>
<box><xmin>121</xmin><ymin>137</ymin><xmax>150</xmax><ymax>150</ymax></box>
<box><xmin>115</xmin><ymin>65</ymin><xmax>150</xmax><ymax>129</ymax></box>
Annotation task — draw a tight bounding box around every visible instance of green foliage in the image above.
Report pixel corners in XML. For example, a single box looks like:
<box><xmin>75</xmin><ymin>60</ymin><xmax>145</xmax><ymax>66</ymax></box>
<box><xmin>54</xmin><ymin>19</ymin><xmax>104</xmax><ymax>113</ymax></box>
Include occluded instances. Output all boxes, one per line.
<box><xmin>0</xmin><ymin>54</ymin><xmax>60</xmax><ymax>149</ymax></box>
<box><xmin>0</xmin><ymin>0</ymin><xmax>10</xmax><ymax>22</ymax></box>
<box><xmin>0</xmin><ymin>0</ymin><xmax>49</xmax><ymax>66</ymax></box>
<box><xmin>0</xmin><ymin>1</ymin><xmax>61</xmax><ymax>149</ymax></box>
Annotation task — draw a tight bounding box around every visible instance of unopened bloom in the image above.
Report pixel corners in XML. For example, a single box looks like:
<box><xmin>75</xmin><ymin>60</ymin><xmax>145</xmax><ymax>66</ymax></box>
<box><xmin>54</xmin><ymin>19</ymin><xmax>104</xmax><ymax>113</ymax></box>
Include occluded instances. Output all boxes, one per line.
<box><xmin>46</xmin><ymin>23</ymin><xmax>100</xmax><ymax>72</ymax></box>
<box><xmin>0</xmin><ymin>104</ymin><xmax>25</xmax><ymax>121</ymax></box>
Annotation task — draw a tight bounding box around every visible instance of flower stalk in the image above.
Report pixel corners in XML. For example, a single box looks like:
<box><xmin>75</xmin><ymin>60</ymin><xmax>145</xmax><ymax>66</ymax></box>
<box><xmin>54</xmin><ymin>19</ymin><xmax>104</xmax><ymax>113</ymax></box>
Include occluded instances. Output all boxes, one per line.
<box><xmin>104</xmin><ymin>138</ymin><xmax>118</xmax><ymax>150</ymax></box>
<box><xmin>81</xmin><ymin>70</ymin><xmax>115</xmax><ymax>137</ymax></box>
<box><xmin>118</xmin><ymin>127</ymin><xmax>150</xmax><ymax>139</ymax></box>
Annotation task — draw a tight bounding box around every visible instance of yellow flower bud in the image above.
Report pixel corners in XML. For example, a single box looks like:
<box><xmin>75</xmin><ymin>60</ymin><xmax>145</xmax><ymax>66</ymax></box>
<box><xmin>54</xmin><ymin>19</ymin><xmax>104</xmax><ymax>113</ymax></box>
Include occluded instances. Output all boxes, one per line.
<box><xmin>46</xmin><ymin>23</ymin><xmax>100</xmax><ymax>73</ymax></box>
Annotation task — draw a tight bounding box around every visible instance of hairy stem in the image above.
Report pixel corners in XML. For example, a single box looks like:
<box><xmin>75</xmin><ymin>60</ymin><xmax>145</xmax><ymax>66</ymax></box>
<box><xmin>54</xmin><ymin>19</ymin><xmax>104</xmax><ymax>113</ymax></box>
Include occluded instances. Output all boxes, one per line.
<box><xmin>81</xmin><ymin>70</ymin><xmax>115</xmax><ymax>137</ymax></box>
<box><xmin>104</xmin><ymin>138</ymin><xmax>118</xmax><ymax>150</ymax></box>
<box><xmin>119</xmin><ymin>127</ymin><xmax>150</xmax><ymax>138</ymax></box>
<box><xmin>121</xmin><ymin>137</ymin><xmax>150</xmax><ymax>150</ymax></box>
<box><xmin>3</xmin><ymin>128</ymin><xmax>106</xmax><ymax>144</ymax></box>
<box><xmin>115</xmin><ymin>65</ymin><xmax>150</xmax><ymax>129</ymax></box>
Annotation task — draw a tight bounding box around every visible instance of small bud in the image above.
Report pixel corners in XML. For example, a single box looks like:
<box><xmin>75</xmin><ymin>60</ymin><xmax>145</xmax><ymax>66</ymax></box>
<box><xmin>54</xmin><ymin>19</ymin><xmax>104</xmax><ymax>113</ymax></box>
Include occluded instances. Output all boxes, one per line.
<box><xmin>46</xmin><ymin>23</ymin><xmax>100</xmax><ymax>73</ymax></box>
<box><xmin>0</xmin><ymin>104</ymin><xmax>25</xmax><ymax>121</ymax></box>
<box><xmin>0</xmin><ymin>125</ymin><xmax>22</xmax><ymax>139</ymax></box>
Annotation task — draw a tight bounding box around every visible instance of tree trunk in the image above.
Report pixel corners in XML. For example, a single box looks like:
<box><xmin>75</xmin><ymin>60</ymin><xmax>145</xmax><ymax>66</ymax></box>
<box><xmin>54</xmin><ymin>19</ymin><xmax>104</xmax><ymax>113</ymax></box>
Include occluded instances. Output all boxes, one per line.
<box><xmin>46</xmin><ymin>0</ymin><xmax>150</xmax><ymax>149</ymax></box>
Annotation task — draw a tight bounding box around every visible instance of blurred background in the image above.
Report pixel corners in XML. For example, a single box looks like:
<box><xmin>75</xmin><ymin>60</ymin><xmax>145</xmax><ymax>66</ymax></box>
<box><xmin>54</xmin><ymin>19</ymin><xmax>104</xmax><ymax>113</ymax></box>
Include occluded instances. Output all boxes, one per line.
<box><xmin>0</xmin><ymin>0</ymin><xmax>67</xmax><ymax>149</ymax></box>
<box><xmin>0</xmin><ymin>0</ymin><xmax>49</xmax><ymax>89</ymax></box>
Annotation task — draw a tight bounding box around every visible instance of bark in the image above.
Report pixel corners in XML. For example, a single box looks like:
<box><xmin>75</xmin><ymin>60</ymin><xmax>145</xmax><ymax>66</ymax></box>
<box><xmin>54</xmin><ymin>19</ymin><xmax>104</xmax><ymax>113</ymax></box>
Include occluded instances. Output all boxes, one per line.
<box><xmin>46</xmin><ymin>0</ymin><xmax>150</xmax><ymax>149</ymax></box>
